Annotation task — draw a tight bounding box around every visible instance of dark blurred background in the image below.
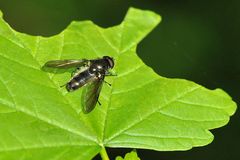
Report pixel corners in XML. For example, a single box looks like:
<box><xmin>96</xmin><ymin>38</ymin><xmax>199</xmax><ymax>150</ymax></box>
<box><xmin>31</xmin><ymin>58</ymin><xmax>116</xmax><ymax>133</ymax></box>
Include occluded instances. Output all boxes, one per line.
<box><xmin>0</xmin><ymin>0</ymin><xmax>239</xmax><ymax>159</ymax></box>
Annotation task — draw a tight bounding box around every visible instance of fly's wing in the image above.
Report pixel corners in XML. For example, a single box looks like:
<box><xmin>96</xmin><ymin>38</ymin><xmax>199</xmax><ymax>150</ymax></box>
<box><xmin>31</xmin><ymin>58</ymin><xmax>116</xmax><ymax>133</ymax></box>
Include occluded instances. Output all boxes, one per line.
<box><xmin>81</xmin><ymin>76</ymin><xmax>104</xmax><ymax>114</ymax></box>
<box><xmin>43</xmin><ymin>59</ymin><xmax>88</xmax><ymax>69</ymax></box>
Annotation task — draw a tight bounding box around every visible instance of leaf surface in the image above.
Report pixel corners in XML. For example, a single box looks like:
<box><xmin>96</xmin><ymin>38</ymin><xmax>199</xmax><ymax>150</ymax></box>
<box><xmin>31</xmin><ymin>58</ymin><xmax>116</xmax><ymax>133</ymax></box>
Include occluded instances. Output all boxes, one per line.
<box><xmin>0</xmin><ymin>8</ymin><xmax>237</xmax><ymax>159</ymax></box>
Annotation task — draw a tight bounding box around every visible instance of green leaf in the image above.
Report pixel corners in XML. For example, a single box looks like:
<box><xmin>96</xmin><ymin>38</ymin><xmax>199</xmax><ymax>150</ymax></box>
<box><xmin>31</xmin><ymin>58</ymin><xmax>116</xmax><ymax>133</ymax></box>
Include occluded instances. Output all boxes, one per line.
<box><xmin>115</xmin><ymin>150</ymin><xmax>140</xmax><ymax>160</ymax></box>
<box><xmin>0</xmin><ymin>7</ymin><xmax>237</xmax><ymax>159</ymax></box>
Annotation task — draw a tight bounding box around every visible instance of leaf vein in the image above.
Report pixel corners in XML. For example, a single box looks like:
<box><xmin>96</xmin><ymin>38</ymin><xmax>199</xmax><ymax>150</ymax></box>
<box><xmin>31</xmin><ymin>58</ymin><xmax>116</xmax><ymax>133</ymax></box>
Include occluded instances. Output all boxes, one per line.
<box><xmin>0</xmin><ymin>143</ymin><xmax>97</xmax><ymax>152</ymax></box>
<box><xmin>105</xmin><ymin>86</ymin><xmax>201</xmax><ymax>143</ymax></box>
<box><xmin>96</xmin><ymin>27</ymin><xmax>119</xmax><ymax>54</ymax></box>
<box><xmin>123</xmin><ymin>132</ymin><xmax>210</xmax><ymax>140</ymax></box>
<box><xmin>158</xmin><ymin>110</ymin><xmax>227</xmax><ymax>123</ymax></box>
<box><xmin>112</xmin><ymin>77</ymin><xmax>159</xmax><ymax>95</ymax></box>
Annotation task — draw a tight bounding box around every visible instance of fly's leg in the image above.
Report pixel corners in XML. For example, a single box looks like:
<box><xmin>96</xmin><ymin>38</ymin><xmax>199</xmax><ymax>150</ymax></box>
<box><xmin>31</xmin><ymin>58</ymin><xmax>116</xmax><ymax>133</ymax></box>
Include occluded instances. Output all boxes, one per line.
<box><xmin>97</xmin><ymin>95</ymin><xmax>101</xmax><ymax>106</ymax></box>
<box><xmin>104</xmin><ymin>80</ymin><xmax>111</xmax><ymax>86</ymax></box>
<box><xmin>60</xmin><ymin>84</ymin><xmax>66</xmax><ymax>88</ymax></box>
<box><xmin>104</xmin><ymin>71</ymin><xmax>117</xmax><ymax>86</ymax></box>
<box><xmin>105</xmin><ymin>71</ymin><xmax>117</xmax><ymax>76</ymax></box>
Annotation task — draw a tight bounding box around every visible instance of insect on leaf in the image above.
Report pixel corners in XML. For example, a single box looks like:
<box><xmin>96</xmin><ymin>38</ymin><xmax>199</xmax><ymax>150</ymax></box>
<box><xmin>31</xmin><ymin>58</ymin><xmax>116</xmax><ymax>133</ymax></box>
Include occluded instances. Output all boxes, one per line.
<box><xmin>0</xmin><ymin>7</ymin><xmax>237</xmax><ymax>160</ymax></box>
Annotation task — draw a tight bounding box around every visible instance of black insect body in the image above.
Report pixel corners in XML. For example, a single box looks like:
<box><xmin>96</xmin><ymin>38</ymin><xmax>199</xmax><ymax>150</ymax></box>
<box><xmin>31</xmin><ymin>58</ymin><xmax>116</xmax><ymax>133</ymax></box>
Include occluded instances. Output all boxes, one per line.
<box><xmin>43</xmin><ymin>56</ymin><xmax>115</xmax><ymax>113</ymax></box>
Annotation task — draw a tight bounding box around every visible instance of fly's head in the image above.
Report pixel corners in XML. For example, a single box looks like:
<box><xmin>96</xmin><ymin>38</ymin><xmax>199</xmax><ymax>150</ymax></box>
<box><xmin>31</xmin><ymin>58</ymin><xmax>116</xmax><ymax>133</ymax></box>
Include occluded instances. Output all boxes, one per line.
<box><xmin>103</xmin><ymin>56</ymin><xmax>114</xmax><ymax>69</ymax></box>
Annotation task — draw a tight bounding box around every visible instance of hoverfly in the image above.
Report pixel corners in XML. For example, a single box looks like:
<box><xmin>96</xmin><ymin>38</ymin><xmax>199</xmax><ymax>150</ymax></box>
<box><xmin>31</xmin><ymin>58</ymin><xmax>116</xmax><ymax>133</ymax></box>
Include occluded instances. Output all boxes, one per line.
<box><xmin>43</xmin><ymin>56</ymin><xmax>115</xmax><ymax>114</ymax></box>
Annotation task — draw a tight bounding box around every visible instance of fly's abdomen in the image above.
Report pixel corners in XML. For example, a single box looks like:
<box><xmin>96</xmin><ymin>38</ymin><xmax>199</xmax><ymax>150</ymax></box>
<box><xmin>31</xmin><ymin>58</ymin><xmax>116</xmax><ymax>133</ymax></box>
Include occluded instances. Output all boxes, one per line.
<box><xmin>66</xmin><ymin>70</ymin><xmax>94</xmax><ymax>92</ymax></box>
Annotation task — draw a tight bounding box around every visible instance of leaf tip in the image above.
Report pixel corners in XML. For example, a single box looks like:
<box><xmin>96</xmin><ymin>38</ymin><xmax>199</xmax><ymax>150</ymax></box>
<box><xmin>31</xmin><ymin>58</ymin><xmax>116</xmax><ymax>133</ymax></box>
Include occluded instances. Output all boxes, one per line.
<box><xmin>214</xmin><ymin>88</ymin><xmax>238</xmax><ymax>116</ymax></box>
<box><xmin>128</xmin><ymin>7</ymin><xmax>162</xmax><ymax>25</ymax></box>
<box><xmin>65</xmin><ymin>20</ymin><xmax>96</xmax><ymax>33</ymax></box>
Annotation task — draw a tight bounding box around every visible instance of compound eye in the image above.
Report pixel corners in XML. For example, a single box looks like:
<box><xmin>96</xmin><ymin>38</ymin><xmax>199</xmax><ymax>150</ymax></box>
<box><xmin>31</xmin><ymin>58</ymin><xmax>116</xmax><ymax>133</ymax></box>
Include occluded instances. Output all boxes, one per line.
<box><xmin>109</xmin><ymin>59</ymin><xmax>114</xmax><ymax>68</ymax></box>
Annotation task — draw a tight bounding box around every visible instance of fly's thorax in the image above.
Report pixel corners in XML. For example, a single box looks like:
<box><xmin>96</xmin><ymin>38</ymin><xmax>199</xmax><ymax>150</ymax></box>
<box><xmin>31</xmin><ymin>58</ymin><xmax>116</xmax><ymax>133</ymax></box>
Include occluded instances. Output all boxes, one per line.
<box><xmin>89</xmin><ymin>58</ymin><xmax>112</xmax><ymax>75</ymax></box>
<box><xmin>89</xmin><ymin>64</ymin><xmax>105</xmax><ymax>74</ymax></box>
